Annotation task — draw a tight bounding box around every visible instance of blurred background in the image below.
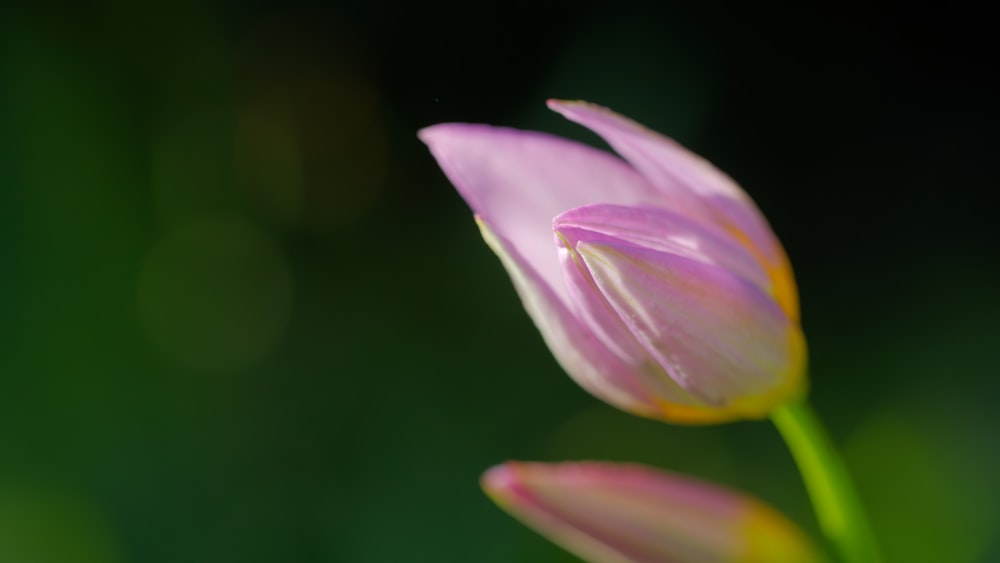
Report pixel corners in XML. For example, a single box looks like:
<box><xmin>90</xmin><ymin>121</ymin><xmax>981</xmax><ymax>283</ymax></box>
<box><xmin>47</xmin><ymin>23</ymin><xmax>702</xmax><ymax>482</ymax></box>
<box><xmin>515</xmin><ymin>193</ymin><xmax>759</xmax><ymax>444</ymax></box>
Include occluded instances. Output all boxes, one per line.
<box><xmin>1</xmin><ymin>0</ymin><xmax>997</xmax><ymax>561</ymax></box>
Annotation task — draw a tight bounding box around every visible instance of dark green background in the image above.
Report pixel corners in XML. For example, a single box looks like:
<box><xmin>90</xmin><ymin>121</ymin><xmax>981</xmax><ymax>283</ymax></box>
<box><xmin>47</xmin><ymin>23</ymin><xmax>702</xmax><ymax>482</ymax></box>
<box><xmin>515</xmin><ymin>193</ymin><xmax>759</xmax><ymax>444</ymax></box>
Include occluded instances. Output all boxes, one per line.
<box><xmin>1</xmin><ymin>1</ymin><xmax>997</xmax><ymax>561</ymax></box>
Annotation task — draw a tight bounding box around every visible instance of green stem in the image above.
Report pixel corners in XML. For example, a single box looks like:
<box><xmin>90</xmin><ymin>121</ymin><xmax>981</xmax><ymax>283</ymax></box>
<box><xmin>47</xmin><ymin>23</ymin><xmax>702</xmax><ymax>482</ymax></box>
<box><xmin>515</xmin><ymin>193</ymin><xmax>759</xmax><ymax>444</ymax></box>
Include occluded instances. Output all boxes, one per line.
<box><xmin>771</xmin><ymin>400</ymin><xmax>882</xmax><ymax>563</ymax></box>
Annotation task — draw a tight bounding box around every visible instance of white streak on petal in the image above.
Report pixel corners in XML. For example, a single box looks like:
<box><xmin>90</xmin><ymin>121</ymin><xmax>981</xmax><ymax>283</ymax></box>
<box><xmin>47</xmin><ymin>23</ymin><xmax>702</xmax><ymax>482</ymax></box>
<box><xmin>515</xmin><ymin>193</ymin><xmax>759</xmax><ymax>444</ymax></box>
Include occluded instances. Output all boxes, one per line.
<box><xmin>476</xmin><ymin>217</ymin><xmax>657</xmax><ymax>416</ymax></box>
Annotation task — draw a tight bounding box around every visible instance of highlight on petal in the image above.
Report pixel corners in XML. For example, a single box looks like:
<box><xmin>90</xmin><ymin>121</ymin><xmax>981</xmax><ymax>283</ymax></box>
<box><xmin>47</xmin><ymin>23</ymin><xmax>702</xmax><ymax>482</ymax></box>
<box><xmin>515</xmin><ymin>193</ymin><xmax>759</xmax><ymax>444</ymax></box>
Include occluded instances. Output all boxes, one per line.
<box><xmin>418</xmin><ymin>123</ymin><xmax>661</xmax><ymax>303</ymax></box>
<box><xmin>547</xmin><ymin>100</ymin><xmax>799</xmax><ymax>322</ymax></box>
<box><xmin>482</xmin><ymin>461</ymin><xmax>825</xmax><ymax>563</ymax></box>
<box><xmin>552</xmin><ymin>214</ymin><xmax>750</xmax><ymax>423</ymax></box>
<box><xmin>555</xmin><ymin>204</ymin><xmax>771</xmax><ymax>297</ymax></box>
<box><xmin>474</xmin><ymin>217</ymin><xmax>659</xmax><ymax>417</ymax></box>
<box><xmin>556</xmin><ymin>221</ymin><xmax>806</xmax><ymax>420</ymax></box>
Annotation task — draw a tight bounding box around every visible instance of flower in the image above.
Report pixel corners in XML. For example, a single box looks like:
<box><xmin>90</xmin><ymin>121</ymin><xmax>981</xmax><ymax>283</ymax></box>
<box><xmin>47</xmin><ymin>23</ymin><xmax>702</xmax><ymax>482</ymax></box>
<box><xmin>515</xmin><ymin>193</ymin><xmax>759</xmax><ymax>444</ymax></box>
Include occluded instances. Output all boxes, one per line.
<box><xmin>483</xmin><ymin>461</ymin><xmax>823</xmax><ymax>563</ymax></box>
<box><xmin>419</xmin><ymin>100</ymin><xmax>805</xmax><ymax>423</ymax></box>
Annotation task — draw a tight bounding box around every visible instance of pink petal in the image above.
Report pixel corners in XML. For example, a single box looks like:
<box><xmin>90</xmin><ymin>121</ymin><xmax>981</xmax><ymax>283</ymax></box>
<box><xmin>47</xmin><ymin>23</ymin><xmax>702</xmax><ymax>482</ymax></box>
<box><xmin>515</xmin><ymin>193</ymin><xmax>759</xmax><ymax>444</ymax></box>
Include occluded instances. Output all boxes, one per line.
<box><xmin>561</xmin><ymin>230</ymin><xmax>805</xmax><ymax>417</ymax></box>
<box><xmin>555</xmin><ymin>204</ymin><xmax>771</xmax><ymax>296</ymax></box>
<box><xmin>552</xmin><ymin>215</ymin><xmax>726</xmax><ymax>415</ymax></box>
<box><xmin>548</xmin><ymin>100</ymin><xmax>799</xmax><ymax>321</ymax></box>
<box><xmin>483</xmin><ymin>461</ymin><xmax>824</xmax><ymax>563</ymax></box>
<box><xmin>418</xmin><ymin>123</ymin><xmax>661</xmax><ymax>306</ymax></box>
<box><xmin>474</xmin><ymin>217</ymin><xmax>659</xmax><ymax>417</ymax></box>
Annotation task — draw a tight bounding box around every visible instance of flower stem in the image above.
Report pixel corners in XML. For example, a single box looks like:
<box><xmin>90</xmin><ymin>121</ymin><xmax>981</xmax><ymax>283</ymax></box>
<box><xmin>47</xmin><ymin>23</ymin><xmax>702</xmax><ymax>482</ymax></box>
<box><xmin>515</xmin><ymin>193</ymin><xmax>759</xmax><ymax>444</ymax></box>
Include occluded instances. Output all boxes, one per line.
<box><xmin>770</xmin><ymin>400</ymin><xmax>882</xmax><ymax>563</ymax></box>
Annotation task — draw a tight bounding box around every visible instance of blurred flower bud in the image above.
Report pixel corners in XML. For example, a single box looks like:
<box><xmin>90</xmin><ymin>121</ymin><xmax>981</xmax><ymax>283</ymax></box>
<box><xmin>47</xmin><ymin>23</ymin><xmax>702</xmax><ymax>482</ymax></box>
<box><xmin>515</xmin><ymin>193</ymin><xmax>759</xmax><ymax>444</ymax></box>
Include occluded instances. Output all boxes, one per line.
<box><xmin>483</xmin><ymin>461</ymin><xmax>823</xmax><ymax>563</ymax></box>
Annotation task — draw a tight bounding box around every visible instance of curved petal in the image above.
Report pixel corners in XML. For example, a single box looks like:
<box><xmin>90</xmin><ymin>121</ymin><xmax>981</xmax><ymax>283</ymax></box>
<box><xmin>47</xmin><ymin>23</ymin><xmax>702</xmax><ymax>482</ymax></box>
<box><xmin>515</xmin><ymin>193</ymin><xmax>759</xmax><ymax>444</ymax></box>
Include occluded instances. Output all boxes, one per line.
<box><xmin>474</xmin><ymin>217</ymin><xmax>658</xmax><ymax>417</ymax></box>
<box><xmin>554</xmin><ymin>229</ymin><xmax>716</xmax><ymax>421</ymax></box>
<box><xmin>566</xmin><ymin>232</ymin><xmax>805</xmax><ymax>418</ymax></box>
<box><xmin>418</xmin><ymin>123</ymin><xmax>660</xmax><ymax>305</ymax></box>
<box><xmin>483</xmin><ymin>461</ymin><xmax>825</xmax><ymax>563</ymax></box>
<box><xmin>548</xmin><ymin>100</ymin><xmax>799</xmax><ymax>321</ymax></box>
<box><xmin>555</xmin><ymin>204</ymin><xmax>771</xmax><ymax>296</ymax></box>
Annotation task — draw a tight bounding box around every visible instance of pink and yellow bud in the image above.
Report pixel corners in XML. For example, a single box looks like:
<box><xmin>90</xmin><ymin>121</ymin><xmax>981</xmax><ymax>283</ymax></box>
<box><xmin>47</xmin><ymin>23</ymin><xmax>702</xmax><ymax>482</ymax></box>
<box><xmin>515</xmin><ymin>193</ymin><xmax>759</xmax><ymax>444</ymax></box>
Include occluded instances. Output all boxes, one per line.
<box><xmin>420</xmin><ymin>100</ymin><xmax>805</xmax><ymax>423</ymax></box>
<box><xmin>483</xmin><ymin>461</ymin><xmax>824</xmax><ymax>563</ymax></box>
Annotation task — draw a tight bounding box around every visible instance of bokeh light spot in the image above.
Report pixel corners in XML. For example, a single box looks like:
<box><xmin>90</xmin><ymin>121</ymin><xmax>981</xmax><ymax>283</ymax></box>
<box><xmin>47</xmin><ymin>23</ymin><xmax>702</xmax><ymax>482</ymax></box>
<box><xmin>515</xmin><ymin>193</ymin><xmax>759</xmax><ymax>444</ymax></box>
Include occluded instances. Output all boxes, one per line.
<box><xmin>149</xmin><ymin>110</ymin><xmax>239</xmax><ymax>224</ymax></box>
<box><xmin>234</xmin><ymin>17</ymin><xmax>388</xmax><ymax>232</ymax></box>
<box><xmin>137</xmin><ymin>216</ymin><xmax>292</xmax><ymax>374</ymax></box>
<box><xmin>0</xmin><ymin>484</ymin><xmax>121</xmax><ymax>563</ymax></box>
<box><xmin>846</xmin><ymin>404</ymin><xmax>1000</xmax><ymax>563</ymax></box>
<box><xmin>234</xmin><ymin>104</ymin><xmax>304</xmax><ymax>227</ymax></box>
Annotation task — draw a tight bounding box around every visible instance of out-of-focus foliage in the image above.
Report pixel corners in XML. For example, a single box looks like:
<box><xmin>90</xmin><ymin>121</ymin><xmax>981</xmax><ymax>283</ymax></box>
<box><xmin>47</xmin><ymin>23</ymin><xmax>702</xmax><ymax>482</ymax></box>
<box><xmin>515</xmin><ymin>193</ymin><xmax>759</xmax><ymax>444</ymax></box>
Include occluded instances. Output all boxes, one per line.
<box><xmin>0</xmin><ymin>1</ymin><xmax>997</xmax><ymax>561</ymax></box>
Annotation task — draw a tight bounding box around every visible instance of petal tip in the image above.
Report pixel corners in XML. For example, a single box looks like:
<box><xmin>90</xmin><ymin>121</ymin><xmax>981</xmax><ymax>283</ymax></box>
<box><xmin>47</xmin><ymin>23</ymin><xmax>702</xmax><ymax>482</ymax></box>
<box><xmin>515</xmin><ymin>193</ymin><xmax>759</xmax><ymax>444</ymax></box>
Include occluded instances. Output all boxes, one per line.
<box><xmin>480</xmin><ymin>463</ymin><xmax>514</xmax><ymax>491</ymax></box>
<box><xmin>547</xmin><ymin>98</ymin><xmax>600</xmax><ymax>117</ymax></box>
<box><xmin>481</xmin><ymin>463</ymin><xmax>525</xmax><ymax>508</ymax></box>
<box><xmin>418</xmin><ymin>122</ymin><xmax>511</xmax><ymax>152</ymax></box>
<box><xmin>415</xmin><ymin>123</ymin><xmax>442</xmax><ymax>145</ymax></box>
<box><xmin>545</xmin><ymin>98</ymin><xmax>572</xmax><ymax>110</ymax></box>
<box><xmin>545</xmin><ymin>98</ymin><xmax>566</xmax><ymax>109</ymax></box>
<box><xmin>416</xmin><ymin>122</ymin><xmax>466</xmax><ymax>148</ymax></box>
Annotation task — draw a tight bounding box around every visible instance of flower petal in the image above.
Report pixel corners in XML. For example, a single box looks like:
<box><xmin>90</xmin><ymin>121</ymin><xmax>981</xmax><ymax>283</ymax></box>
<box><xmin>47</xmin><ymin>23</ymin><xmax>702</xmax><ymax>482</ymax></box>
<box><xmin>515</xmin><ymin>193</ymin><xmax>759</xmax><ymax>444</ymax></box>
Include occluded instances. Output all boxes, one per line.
<box><xmin>474</xmin><ymin>217</ymin><xmax>659</xmax><ymax>417</ymax></box>
<box><xmin>547</xmin><ymin>100</ymin><xmax>799</xmax><ymax>321</ymax></box>
<box><xmin>555</xmin><ymin>204</ymin><xmax>771</xmax><ymax>296</ymax></box>
<box><xmin>483</xmin><ymin>461</ymin><xmax>825</xmax><ymax>563</ymax></box>
<box><xmin>418</xmin><ymin>123</ymin><xmax>660</xmax><ymax>305</ymax></box>
<box><xmin>562</xmin><ymin>230</ymin><xmax>805</xmax><ymax>418</ymax></box>
<box><xmin>554</xmin><ymin>215</ymin><xmax>745</xmax><ymax>423</ymax></box>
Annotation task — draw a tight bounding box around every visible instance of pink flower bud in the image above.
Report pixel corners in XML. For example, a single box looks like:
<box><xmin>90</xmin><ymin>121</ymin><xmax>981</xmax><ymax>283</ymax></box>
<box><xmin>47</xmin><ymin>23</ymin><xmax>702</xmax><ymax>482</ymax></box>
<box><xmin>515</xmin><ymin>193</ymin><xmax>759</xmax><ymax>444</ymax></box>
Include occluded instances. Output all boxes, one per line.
<box><xmin>420</xmin><ymin>101</ymin><xmax>805</xmax><ymax>423</ymax></box>
<box><xmin>482</xmin><ymin>461</ymin><xmax>823</xmax><ymax>563</ymax></box>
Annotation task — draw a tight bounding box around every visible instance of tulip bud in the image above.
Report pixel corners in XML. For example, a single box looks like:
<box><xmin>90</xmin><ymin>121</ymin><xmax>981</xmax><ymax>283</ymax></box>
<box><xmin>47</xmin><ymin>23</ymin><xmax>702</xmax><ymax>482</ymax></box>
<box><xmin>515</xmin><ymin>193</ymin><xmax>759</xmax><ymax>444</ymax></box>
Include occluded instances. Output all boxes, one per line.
<box><xmin>420</xmin><ymin>101</ymin><xmax>805</xmax><ymax>423</ymax></box>
<box><xmin>483</xmin><ymin>461</ymin><xmax>824</xmax><ymax>563</ymax></box>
